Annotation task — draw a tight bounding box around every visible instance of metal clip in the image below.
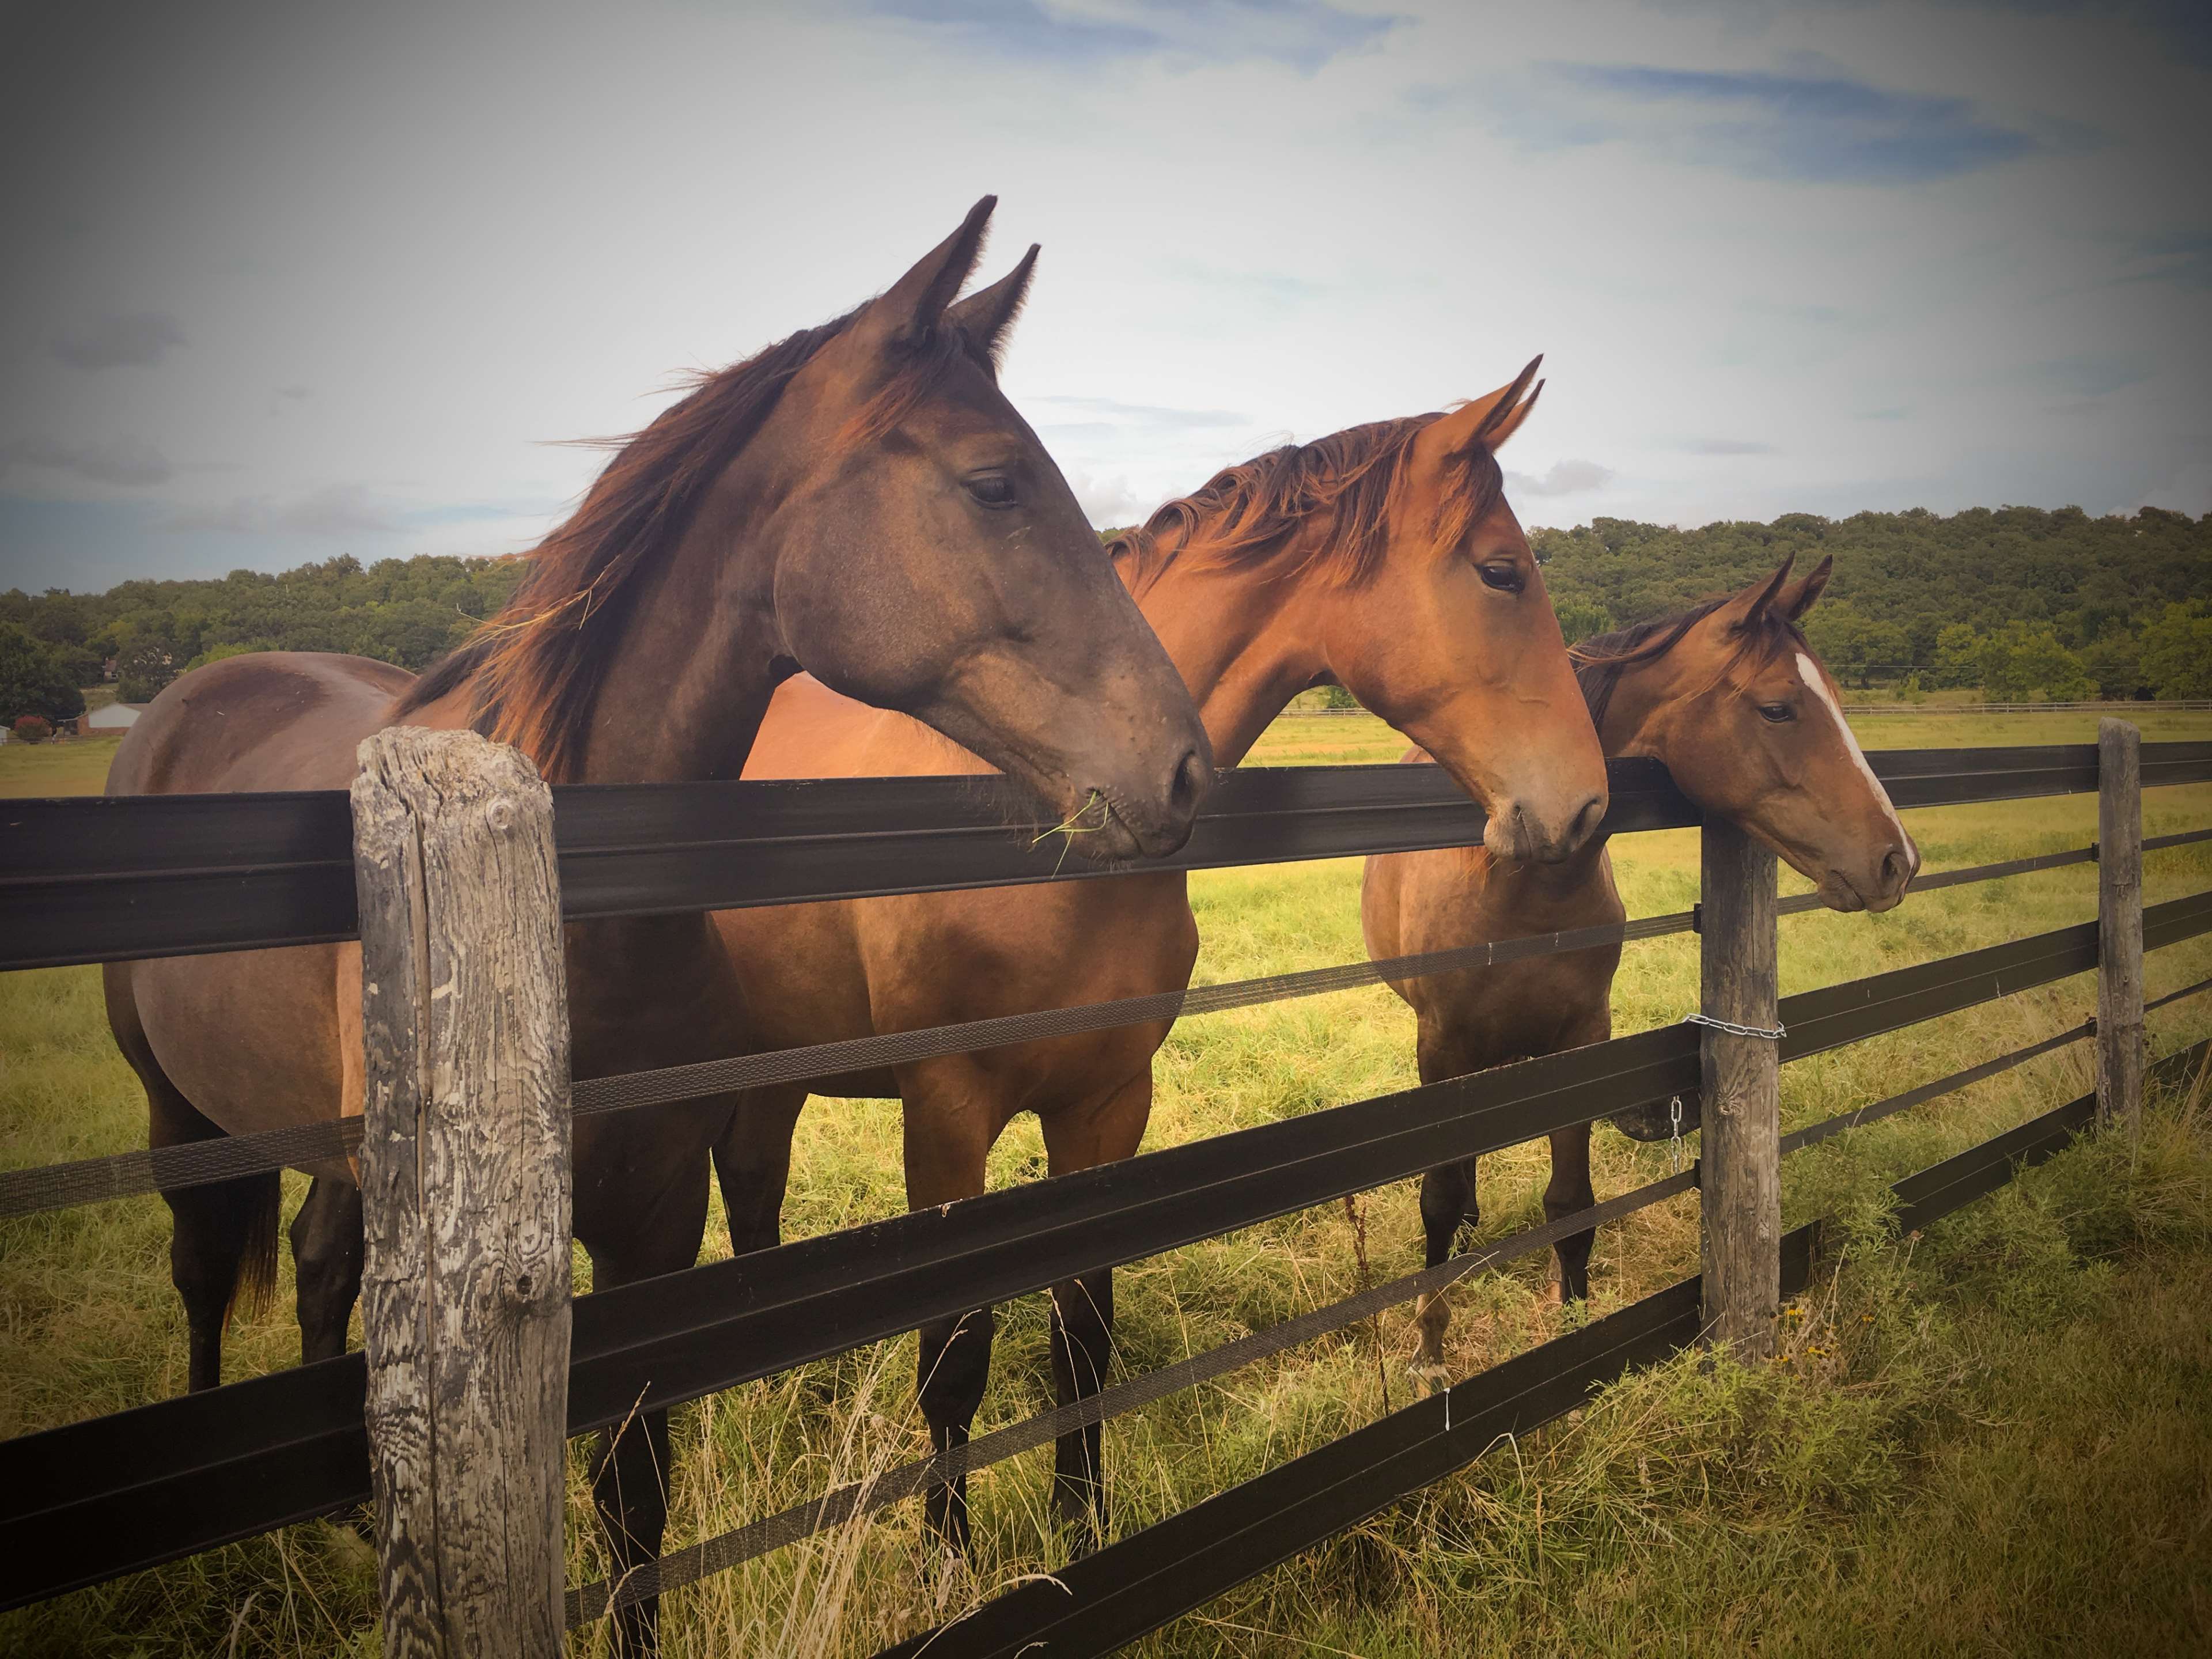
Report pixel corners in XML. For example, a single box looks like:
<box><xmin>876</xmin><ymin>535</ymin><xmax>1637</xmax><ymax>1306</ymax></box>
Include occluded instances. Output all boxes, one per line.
<box><xmin>1668</xmin><ymin>1096</ymin><xmax>1684</xmax><ymax>1173</ymax></box>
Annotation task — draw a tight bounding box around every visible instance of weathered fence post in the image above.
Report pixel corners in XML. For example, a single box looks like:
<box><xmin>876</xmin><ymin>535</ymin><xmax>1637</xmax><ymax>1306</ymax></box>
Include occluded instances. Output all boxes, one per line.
<box><xmin>1698</xmin><ymin>816</ymin><xmax>1781</xmax><ymax>1358</ymax></box>
<box><xmin>353</xmin><ymin>727</ymin><xmax>572</xmax><ymax>1657</ymax></box>
<box><xmin>2097</xmin><ymin>718</ymin><xmax>2144</xmax><ymax>1142</ymax></box>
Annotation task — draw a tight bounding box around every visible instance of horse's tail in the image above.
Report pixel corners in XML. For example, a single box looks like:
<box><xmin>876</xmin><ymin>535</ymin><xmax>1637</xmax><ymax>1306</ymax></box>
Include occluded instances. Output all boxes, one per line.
<box><xmin>228</xmin><ymin>1169</ymin><xmax>283</xmax><ymax>1322</ymax></box>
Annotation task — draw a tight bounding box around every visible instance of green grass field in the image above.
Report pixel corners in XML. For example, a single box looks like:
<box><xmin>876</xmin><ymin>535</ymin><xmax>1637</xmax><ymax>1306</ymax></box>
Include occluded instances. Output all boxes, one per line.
<box><xmin>3</xmin><ymin>714</ymin><xmax>2210</xmax><ymax>1656</ymax></box>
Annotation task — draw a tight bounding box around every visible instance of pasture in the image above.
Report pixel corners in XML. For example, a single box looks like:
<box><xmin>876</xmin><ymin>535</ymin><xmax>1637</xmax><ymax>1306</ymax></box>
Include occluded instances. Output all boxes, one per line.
<box><xmin>3</xmin><ymin>713</ymin><xmax>2211</xmax><ymax>1656</ymax></box>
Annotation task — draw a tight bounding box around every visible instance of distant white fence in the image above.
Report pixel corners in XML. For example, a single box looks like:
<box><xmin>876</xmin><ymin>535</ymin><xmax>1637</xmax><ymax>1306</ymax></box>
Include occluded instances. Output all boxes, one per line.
<box><xmin>1285</xmin><ymin>700</ymin><xmax>2212</xmax><ymax>717</ymax></box>
<box><xmin>1846</xmin><ymin>701</ymin><xmax>2212</xmax><ymax>715</ymax></box>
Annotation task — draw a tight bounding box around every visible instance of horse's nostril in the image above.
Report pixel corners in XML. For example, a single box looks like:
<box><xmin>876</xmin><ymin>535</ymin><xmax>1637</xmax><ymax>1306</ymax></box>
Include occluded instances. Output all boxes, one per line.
<box><xmin>1881</xmin><ymin>847</ymin><xmax>1910</xmax><ymax>891</ymax></box>
<box><xmin>1569</xmin><ymin>793</ymin><xmax>1606</xmax><ymax>849</ymax></box>
<box><xmin>1168</xmin><ymin>748</ymin><xmax>1207</xmax><ymax>817</ymax></box>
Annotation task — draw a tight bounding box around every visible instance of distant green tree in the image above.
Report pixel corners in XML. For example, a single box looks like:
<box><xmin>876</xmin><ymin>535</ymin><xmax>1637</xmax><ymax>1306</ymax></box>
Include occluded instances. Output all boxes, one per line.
<box><xmin>1932</xmin><ymin>623</ymin><xmax>1985</xmax><ymax>690</ymax></box>
<box><xmin>1552</xmin><ymin>596</ymin><xmax>1615</xmax><ymax>646</ymax></box>
<box><xmin>116</xmin><ymin>637</ymin><xmax>182</xmax><ymax>704</ymax></box>
<box><xmin>0</xmin><ymin>622</ymin><xmax>87</xmax><ymax>724</ymax></box>
<box><xmin>1976</xmin><ymin>623</ymin><xmax>2094</xmax><ymax>701</ymax></box>
<box><xmin>2080</xmin><ymin>632</ymin><xmax>2149</xmax><ymax>700</ymax></box>
<box><xmin>1804</xmin><ymin>607</ymin><xmax>1910</xmax><ymax>688</ymax></box>
<box><xmin>349</xmin><ymin>598</ymin><xmax>469</xmax><ymax>671</ymax></box>
<box><xmin>26</xmin><ymin>590</ymin><xmax>92</xmax><ymax>647</ymax></box>
<box><xmin>2138</xmin><ymin>603</ymin><xmax>2212</xmax><ymax>699</ymax></box>
<box><xmin>50</xmin><ymin>642</ymin><xmax>105</xmax><ymax>689</ymax></box>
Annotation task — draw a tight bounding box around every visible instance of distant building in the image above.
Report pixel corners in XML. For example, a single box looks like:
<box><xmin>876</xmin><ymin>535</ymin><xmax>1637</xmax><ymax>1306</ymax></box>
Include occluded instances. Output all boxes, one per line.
<box><xmin>79</xmin><ymin>703</ymin><xmax>145</xmax><ymax>735</ymax></box>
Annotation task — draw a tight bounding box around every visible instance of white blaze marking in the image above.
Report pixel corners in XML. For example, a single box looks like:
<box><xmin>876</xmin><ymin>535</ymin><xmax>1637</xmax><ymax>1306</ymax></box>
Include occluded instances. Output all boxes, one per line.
<box><xmin>1796</xmin><ymin>652</ymin><xmax>1906</xmax><ymax>842</ymax></box>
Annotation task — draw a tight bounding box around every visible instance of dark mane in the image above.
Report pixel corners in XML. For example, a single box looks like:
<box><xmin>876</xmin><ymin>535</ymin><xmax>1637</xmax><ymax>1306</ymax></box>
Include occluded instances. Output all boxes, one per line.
<box><xmin>395</xmin><ymin>304</ymin><xmax>977</xmax><ymax>780</ymax></box>
<box><xmin>1105</xmin><ymin>412</ymin><xmax>1505</xmax><ymax>594</ymax></box>
<box><xmin>1570</xmin><ymin>592</ymin><xmax>1805</xmax><ymax>734</ymax></box>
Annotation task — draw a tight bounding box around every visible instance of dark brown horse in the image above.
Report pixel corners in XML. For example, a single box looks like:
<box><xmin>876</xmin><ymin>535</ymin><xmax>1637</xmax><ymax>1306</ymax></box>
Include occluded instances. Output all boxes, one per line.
<box><xmin>710</xmin><ymin>362</ymin><xmax>1609</xmax><ymax>1554</ymax></box>
<box><xmin>101</xmin><ymin>199</ymin><xmax>1210</xmax><ymax>1654</ymax></box>
<box><xmin>1361</xmin><ymin>558</ymin><xmax>1918</xmax><ymax>1375</ymax></box>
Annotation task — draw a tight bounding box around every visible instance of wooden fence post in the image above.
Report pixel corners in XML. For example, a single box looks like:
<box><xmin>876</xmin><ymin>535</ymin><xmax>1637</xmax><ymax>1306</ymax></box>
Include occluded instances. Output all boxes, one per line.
<box><xmin>2097</xmin><ymin>718</ymin><xmax>2144</xmax><ymax>1141</ymax></box>
<box><xmin>1698</xmin><ymin>816</ymin><xmax>1781</xmax><ymax>1358</ymax></box>
<box><xmin>353</xmin><ymin>727</ymin><xmax>572</xmax><ymax>1658</ymax></box>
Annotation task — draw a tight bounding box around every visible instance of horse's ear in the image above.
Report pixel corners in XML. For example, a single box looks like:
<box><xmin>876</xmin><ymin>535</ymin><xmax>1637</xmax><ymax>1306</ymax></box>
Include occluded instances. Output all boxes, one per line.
<box><xmin>1483</xmin><ymin>376</ymin><xmax>1544</xmax><ymax>449</ymax></box>
<box><xmin>1410</xmin><ymin>355</ymin><xmax>1544</xmax><ymax>476</ymax></box>
<box><xmin>945</xmin><ymin>244</ymin><xmax>1040</xmax><ymax>372</ymax></box>
<box><xmin>1732</xmin><ymin>555</ymin><xmax>1796</xmax><ymax>632</ymax></box>
<box><xmin>858</xmin><ymin>196</ymin><xmax>997</xmax><ymax>350</ymax></box>
<box><xmin>1781</xmin><ymin>553</ymin><xmax>1834</xmax><ymax>621</ymax></box>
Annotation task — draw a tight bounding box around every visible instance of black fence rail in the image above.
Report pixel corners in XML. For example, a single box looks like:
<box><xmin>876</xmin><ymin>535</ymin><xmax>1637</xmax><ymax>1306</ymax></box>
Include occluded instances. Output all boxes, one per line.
<box><xmin>14</xmin><ymin>835</ymin><xmax>2192</xmax><ymax>1222</ymax></box>
<box><xmin>7</xmin><ymin>743</ymin><xmax>2210</xmax><ymax>971</ymax></box>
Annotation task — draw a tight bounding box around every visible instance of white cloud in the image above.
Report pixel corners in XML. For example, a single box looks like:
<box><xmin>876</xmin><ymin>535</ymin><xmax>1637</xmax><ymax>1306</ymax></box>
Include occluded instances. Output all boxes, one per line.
<box><xmin>1508</xmin><ymin>459</ymin><xmax>1615</xmax><ymax>497</ymax></box>
<box><xmin>1064</xmin><ymin>469</ymin><xmax>1150</xmax><ymax>528</ymax></box>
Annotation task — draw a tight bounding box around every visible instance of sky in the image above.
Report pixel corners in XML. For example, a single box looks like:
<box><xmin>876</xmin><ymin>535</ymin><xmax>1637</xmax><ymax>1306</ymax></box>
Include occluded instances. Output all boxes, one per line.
<box><xmin>1</xmin><ymin>0</ymin><xmax>2207</xmax><ymax>593</ymax></box>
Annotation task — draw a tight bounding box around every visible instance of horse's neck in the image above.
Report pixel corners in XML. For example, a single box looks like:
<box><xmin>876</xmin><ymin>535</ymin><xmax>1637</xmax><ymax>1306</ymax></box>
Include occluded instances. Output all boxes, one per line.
<box><xmin>1591</xmin><ymin>652</ymin><xmax>1701</xmax><ymax>777</ymax></box>
<box><xmin>574</xmin><ymin>490</ymin><xmax>788</xmax><ymax>786</ymax></box>
<box><xmin>405</xmin><ymin>483</ymin><xmax>789</xmax><ymax>1037</ymax></box>
<box><xmin>1129</xmin><ymin>551</ymin><xmax>1329</xmax><ymax>769</ymax></box>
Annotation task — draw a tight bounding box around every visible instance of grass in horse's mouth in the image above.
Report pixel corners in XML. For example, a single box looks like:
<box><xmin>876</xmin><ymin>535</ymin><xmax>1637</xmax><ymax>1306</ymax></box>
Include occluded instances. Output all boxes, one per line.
<box><xmin>1032</xmin><ymin>789</ymin><xmax>1116</xmax><ymax>874</ymax></box>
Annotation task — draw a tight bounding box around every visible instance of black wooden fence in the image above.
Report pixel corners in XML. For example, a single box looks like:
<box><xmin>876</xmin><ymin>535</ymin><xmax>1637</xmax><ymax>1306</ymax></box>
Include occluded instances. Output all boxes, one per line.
<box><xmin>2</xmin><ymin>736</ymin><xmax>2210</xmax><ymax>1655</ymax></box>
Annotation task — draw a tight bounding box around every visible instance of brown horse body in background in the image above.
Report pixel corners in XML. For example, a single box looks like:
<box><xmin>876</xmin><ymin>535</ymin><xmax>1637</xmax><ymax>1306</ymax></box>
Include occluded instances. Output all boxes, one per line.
<box><xmin>711</xmin><ymin>363</ymin><xmax>1609</xmax><ymax>1551</ymax></box>
<box><xmin>1361</xmin><ymin>558</ymin><xmax>1919</xmax><ymax>1373</ymax></box>
<box><xmin>101</xmin><ymin>200</ymin><xmax>1211</xmax><ymax>1654</ymax></box>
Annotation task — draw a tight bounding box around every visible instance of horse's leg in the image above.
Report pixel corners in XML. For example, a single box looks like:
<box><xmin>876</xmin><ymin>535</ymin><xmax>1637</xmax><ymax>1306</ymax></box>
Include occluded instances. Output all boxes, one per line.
<box><xmin>290</xmin><ymin>1176</ymin><xmax>364</xmax><ymax>1365</ymax></box>
<box><xmin>711</xmin><ymin>1085</ymin><xmax>807</xmax><ymax>1258</ymax></box>
<box><xmin>287</xmin><ymin>1176</ymin><xmax>370</xmax><ymax>1531</ymax></box>
<box><xmin>901</xmin><ymin>1065</ymin><xmax>999</xmax><ymax>1558</ymax></box>
<box><xmin>1412</xmin><ymin>1018</ymin><xmax>1482</xmax><ymax>1380</ymax></box>
<box><xmin>585</xmin><ymin>1152</ymin><xmax>712</xmax><ymax>1659</ymax></box>
<box><xmin>1037</xmin><ymin>1070</ymin><xmax>1151</xmax><ymax>1552</ymax></box>
<box><xmin>1545</xmin><ymin>1124</ymin><xmax>1597</xmax><ymax>1305</ymax></box>
<box><xmin>145</xmin><ymin>1065</ymin><xmax>279</xmax><ymax>1393</ymax></box>
<box><xmin>1414</xmin><ymin>1156</ymin><xmax>1478</xmax><ymax>1378</ymax></box>
<box><xmin>1544</xmin><ymin>1012</ymin><xmax>1609</xmax><ymax>1306</ymax></box>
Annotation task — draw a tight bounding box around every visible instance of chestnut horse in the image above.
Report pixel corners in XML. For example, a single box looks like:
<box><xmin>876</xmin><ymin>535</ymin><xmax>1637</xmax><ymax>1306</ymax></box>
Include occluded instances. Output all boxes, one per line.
<box><xmin>1361</xmin><ymin>556</ymin><xmax>1918</xmax><ymax>1374</ymax></box>
<box><xmin>101</xmin><ymin>199</ymin><xmax>1210</xmax><ymax>1655</ymax></box>
<box><xmin>710</xmin><ymin>361</ymin><xmax>1608</xmax><ymax>1554</ymax></box>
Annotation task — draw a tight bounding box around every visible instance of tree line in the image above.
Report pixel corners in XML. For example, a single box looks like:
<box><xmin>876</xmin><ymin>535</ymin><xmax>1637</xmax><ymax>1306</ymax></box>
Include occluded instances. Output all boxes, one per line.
<box><xmin>1529</xmin><ymin>504</ymin><xmax>2210</xmax><ymax>701</ymax></box>
<box><xmin>0</xmin><ymin>554</ymin><xmax>527</xmax><ymax>726</ymax></box>
<box><xmin>3</xmin><ymin>504</ymin><xmax>2209</xmax><ymax>732</ymax></box>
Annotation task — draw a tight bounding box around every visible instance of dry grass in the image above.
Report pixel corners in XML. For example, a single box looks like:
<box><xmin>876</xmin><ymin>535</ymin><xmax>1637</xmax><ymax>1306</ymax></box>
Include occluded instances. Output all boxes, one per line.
<box><xmin>2</xmin><ymin>717</ymin><xmax>2209</xmax><ymax>1655</ymax></box>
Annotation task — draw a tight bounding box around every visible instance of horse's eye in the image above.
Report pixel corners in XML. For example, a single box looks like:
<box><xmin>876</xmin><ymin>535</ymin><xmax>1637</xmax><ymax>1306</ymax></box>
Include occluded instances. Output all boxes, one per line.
<box><xmin>1477</xmin><ymin>563</ymin><xmax>1524</xmax><ymax>593</ymax></box>
<box><xmin>965</xmin><ymin>474</ymin><xmax>1017</xmax><ymax>508</ymax></box>
<box><xmin>1758</xmin><ymin>702</ymin><xmax>1795</xmax><ymax>723</ymax></box>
